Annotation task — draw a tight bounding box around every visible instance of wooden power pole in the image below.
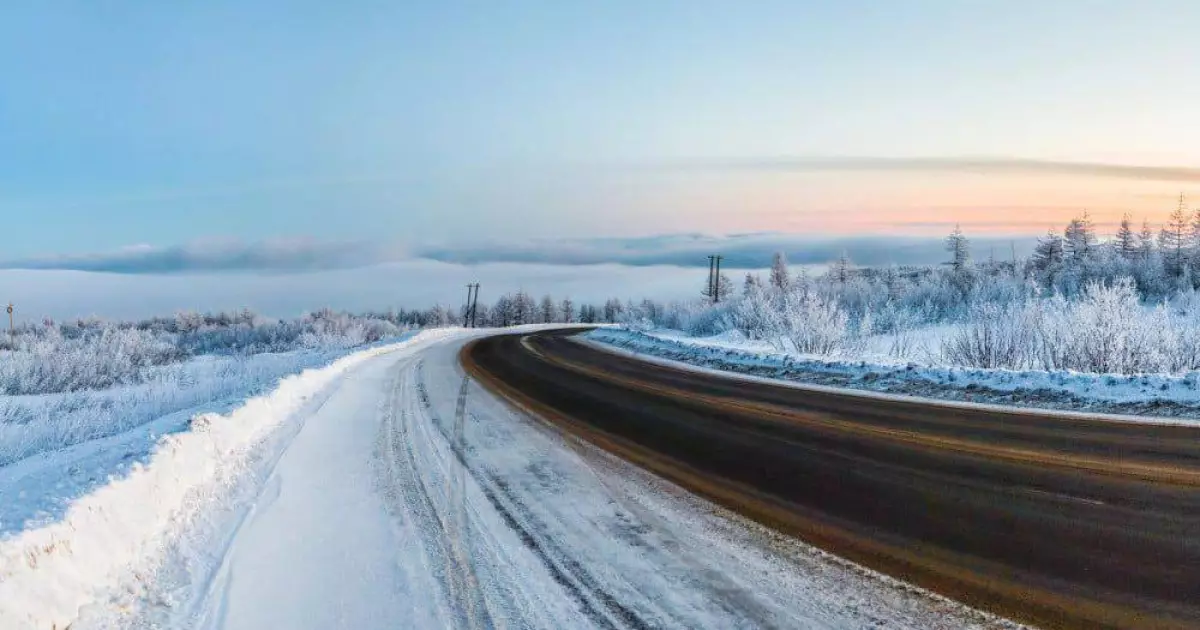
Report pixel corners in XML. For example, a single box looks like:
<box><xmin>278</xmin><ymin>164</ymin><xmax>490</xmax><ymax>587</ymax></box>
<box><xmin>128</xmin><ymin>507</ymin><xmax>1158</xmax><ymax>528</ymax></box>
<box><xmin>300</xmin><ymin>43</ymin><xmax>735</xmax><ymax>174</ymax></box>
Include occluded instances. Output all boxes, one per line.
<box><xmin>469</xmin><ymin>283</ymin><xmax>480</xmax><ymax>328</ymax></box>
<box><xmin>714</xmin><ymin>255</ymin><xmax>724</xmax><ymax>303</ymax></box>
<box><xmin>706</xmin><ymin>255</ymin><xmax>716</xmax><ymax>301</ymax></box>
<box><xmin>463</xmin><ymin>285</ymin><xmax>474</xmax><ymax>328</ymax></box>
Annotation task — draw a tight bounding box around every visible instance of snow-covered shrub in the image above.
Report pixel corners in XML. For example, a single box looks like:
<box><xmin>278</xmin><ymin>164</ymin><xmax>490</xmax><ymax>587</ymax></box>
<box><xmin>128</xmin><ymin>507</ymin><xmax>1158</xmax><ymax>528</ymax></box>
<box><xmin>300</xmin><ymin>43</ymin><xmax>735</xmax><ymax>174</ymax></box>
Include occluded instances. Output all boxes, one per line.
<box><xmin>0</xmin><ymin>326</ymin><xmax>184</xmax><ymax>395</ymax></box>
<box><xmin>731</xmin><ymin>284</ymin><xmax>783</xmax><ymax>341</ymax></box>
<box><xmin>940</xmin><ymin>279</ymin><xmax>1200</xmax><ymax>374</ymax></box>
<box><xmin>940</xmin><ymin>301</ymin><xmax>1037</xmax><ymax>369</ymax></box>
<box><xmin>0</xmin><ymin>310</ymin><xmax>416</xmax><ymax>396</ymax></box>
<box><xmin>776</xmin><ymin>291</ymin><xmax>852</xmax><ymax>355</ymax></box>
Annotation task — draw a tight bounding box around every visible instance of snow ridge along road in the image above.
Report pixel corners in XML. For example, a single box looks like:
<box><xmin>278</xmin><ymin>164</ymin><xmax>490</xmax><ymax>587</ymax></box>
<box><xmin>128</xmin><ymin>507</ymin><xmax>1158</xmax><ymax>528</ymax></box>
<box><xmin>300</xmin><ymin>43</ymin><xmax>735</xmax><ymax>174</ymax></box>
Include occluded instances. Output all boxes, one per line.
<box><xmin>465</xmin><ymin>329</ymin><xmax>1200</xmax><ymax>630</ymax></box>
<box><xmin>63</xmin><ymin>327</ymin><xmax>1012</xmax><ymax>629</ymax></box>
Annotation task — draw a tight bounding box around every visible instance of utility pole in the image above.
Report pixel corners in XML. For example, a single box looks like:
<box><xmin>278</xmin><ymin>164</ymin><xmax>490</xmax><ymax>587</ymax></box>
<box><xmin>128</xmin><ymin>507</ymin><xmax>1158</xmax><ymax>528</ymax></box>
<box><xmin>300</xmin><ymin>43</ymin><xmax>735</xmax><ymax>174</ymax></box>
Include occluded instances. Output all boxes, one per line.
<box><xmin>469</xmin><ymin>283</ymin><xmax>480</xmax><ymax>328</ymax></box>
<box><xmin>713</xmin><ymin>255</ymin><xmax>724</xmax><ymax>303</ymax></box>
<box><xmin>463</xmin><ymin>284</ymin><xmax>475</xmax><ymax>328</ymax></box>
<box><xmin>706</xmin><ymin>255</ymin><xmax>716</xmax><ymax>302</ymax></box>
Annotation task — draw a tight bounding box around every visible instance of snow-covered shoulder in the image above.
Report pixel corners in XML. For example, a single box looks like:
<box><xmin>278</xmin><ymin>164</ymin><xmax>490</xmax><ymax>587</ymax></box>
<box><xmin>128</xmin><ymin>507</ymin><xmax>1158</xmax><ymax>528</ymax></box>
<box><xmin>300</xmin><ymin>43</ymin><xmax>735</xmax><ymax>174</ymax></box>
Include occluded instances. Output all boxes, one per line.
<box><xmin>583</xmin><ymin>327</ymin><xmax>1200</xmax><ymax>424</ymax></box>
<box><xmin>0</xmin><ymin>329</ymin><xmax>460</xmax><ymax>630</ymax></box>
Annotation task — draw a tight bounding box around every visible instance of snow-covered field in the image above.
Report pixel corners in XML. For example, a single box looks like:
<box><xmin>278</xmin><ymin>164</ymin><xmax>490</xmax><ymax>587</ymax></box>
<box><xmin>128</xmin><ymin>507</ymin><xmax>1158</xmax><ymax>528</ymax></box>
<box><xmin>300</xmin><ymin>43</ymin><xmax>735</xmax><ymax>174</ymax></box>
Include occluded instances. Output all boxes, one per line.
<box><xmin>585</xmin><ymin>327</ymin><xmax>1200</xmax><ymax>420</ymax></box>
<box><xmin>0</xmin><ymin>328</ymin><xmax>1018</xmax><ymax>629</ymax></box>
<box><xmin>0</xmin><ymin>341</ymin><xmax>426</xmax><ymax>537</ymax></box>
<box><xmin>0</xmin><ymin>329</ymin><xmax>455</xmax><ymax>629</ymax></box>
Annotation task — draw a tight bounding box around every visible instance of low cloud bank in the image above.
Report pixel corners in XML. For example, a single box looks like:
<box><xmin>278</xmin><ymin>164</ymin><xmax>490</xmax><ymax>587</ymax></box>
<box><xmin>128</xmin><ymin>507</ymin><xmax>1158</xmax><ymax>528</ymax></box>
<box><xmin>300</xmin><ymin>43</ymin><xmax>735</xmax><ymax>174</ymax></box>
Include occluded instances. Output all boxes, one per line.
<box><xmin>0</xmin><ymin>233</ymin><xmax>1037</xmax><ymax>275</ymax></box>
<box><xmin>1</xmin><ymin>238</ymin><xmax>399</xmax><ymax>274</ymax></box>
<box><xmin>417</xmin><ymin>233</ymin><xmax>1037</xmax><ymax>269</ymax></box>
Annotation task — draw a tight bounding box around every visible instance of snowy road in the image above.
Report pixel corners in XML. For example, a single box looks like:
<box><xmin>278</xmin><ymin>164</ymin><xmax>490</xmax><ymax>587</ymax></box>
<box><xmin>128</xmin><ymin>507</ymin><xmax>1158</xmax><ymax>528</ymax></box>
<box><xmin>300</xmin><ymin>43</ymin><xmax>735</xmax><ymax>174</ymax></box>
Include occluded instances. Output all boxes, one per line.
<box><xmin>467</xmin><ymin>330</ymin><xmax>1200</xmax><ymax>630</ymax></box>
<box><xmin>140</xmin><ymin>331</ymin><xmax>1010</xmax><ymax>630</ymax></box>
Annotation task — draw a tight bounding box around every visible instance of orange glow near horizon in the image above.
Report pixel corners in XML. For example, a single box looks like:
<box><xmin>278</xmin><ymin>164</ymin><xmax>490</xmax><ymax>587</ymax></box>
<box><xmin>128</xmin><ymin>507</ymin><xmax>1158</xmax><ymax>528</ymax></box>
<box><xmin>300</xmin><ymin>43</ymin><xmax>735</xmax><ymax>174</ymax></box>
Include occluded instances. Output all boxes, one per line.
<box><xmin>648</xmin><ymin>170</ymin><xmax>1200</xmax><ymax>238</ymax></box>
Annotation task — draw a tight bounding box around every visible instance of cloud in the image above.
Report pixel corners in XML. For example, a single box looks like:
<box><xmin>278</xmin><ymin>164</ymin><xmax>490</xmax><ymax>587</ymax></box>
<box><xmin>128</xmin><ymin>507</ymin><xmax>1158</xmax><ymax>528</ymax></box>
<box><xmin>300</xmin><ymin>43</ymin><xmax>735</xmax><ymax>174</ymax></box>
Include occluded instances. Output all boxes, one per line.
<box><xmin>0</xmin><ymin>260</ymin><xmax>744</xmax><ymax>321</ymax></box>
<box><xmin>1</xmin><ymin>238</ymin><xmax>404</xmax><ymax>274</ymax></box>
<box><xmin>416</xmin><ymin>232</ymin><xmax>1037</xmax><ymax>268</ymax></box>
<box><xmin>666</xmin><ymin>156</ymin><xmax>1200</xmax><ymax>182</ymax></box>
<box><xmin>1</xmin><ymin>232</ymin><xmax>1040</xmax><ymax>275</ymax></box>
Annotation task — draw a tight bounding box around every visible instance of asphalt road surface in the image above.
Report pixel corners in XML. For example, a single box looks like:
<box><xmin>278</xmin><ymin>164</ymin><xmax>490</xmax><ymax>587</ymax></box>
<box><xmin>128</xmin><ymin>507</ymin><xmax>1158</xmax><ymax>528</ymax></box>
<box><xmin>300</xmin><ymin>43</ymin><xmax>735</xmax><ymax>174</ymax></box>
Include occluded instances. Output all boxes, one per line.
<box><xmin>463</xmin><ymin>329</ymin><xmax>1200</xmax><ymax>630</ymax></box>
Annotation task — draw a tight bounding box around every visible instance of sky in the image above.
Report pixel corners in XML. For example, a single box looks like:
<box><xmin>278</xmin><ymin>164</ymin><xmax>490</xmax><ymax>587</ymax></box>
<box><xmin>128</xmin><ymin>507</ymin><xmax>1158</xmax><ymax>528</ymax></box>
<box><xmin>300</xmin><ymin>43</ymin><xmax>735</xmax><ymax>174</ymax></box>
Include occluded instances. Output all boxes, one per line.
<box><xmin>3</xmin><ymin>2</ymin><xmax>1200</xmax><ymax>315</ymax></box>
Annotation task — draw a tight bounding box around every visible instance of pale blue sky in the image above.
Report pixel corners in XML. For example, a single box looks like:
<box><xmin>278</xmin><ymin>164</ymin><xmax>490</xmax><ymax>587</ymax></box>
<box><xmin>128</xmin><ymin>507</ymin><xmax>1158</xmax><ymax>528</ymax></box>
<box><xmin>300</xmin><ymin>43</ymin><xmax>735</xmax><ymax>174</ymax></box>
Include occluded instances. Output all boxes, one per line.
<box><xmin>5</xmin><ymin>1</ymin><xmax>1200</xmax><ymax>259</ymax></box>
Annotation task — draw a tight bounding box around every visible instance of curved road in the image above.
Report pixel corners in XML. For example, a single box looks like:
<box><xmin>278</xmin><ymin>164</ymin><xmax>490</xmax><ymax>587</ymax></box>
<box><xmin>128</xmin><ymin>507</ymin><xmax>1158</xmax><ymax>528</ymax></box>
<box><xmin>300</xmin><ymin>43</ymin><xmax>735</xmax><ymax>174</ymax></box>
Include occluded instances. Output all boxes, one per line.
<box><xmin>463</xmin><ymin>329</ymin><xmax>1200</xmax><ymax>630</ymax></box>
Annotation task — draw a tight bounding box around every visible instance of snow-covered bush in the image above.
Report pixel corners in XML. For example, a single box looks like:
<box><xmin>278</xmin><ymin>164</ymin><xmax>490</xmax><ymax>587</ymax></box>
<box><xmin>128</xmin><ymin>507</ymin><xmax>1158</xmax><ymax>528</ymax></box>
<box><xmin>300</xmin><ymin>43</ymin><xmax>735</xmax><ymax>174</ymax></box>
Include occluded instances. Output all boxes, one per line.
<box><xmin>940</xmin><ymin>279</ymin><xmax>1200</xmax><ymax>374</ymax></box>
<box><xmin>0</xmin><ymin>310</ymin><xmax>419</xmax><ymax>396</ymax></box>
<box><xmin>728</xmin><ymin>282</ymin><xmax>857</xmax><ymax>355</ymax></box>
<box><xmin>731</xmin><ymin>283</ymin><xmax>783</xmax><ymax>342</ymax></box>
<box><xmin>778</xmin><ymin>291</ymin><xmax>852</xmax><ymax>355</ymax></box>
<box><xmin>939</xmin><ymin>301</ymin><xmax>1035</xmax><ymax>369</ymax></box>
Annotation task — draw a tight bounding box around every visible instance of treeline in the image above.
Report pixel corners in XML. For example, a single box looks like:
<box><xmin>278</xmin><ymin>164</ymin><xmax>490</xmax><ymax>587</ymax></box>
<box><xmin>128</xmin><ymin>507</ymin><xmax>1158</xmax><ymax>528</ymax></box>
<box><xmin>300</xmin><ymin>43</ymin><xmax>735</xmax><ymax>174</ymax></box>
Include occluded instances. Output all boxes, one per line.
<box><xmin>445</xmin><ymin>291</ymin><xmax>635</xmax><ymax>327</ymax></box>
<box><xmin>614</xmin><ymin>203</ymin><xmax>1200</xmax><ymax>375</ymax></box>
<box><xmin>1025</xmin><ymin>202</ymin><xmax>1200</xmax><ymax>298</ymax></box>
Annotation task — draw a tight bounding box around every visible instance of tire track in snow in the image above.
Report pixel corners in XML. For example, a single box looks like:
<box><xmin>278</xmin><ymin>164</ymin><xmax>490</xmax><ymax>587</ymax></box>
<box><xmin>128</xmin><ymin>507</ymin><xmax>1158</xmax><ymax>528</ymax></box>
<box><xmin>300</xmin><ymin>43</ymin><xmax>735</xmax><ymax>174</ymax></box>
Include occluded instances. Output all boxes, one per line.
<box><xmin>380</xmin><ymin>360</ymin><xmax>492</xmax><ymax>630</ymax></box>
<box><xmin>408</xmin><ymin>362</ymin><xmax>653</xmax><ymax>630</ymax></box>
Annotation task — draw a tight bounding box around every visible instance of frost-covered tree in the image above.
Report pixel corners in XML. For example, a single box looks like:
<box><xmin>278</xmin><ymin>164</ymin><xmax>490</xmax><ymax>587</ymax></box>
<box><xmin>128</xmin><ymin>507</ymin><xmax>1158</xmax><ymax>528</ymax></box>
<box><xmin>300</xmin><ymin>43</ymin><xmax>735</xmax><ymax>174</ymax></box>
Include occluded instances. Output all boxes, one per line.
<box><xmin>743</xmin><ymin>273</ymin><xmax>763</xmax><ymax>295</ymax></box>
<box><xmin>1063</xmin><ymin>212</ymin><xmax>1095</xmax><ymax>261</ymax></box>
<box><xmin>732</xmin><ymin>281</ymin><xmax>781</xmax><ymax>341</ymax></box>
<box><xmin>640</xmin><ymin>298</ymin><xmax>660</xmax><ymax>322</ymax></box>
<box><xmin>603</xmin><ymin>298</ymin><xmax>623</xmax><ymax>323</ymax></box>
<box><xmin>1191</xmin><ymin>203</ymin><xmax>1200</xmax><ymax>252</ymax></box>
<box><xmin>1115</xmin><ymin>213</ymin><xmax>1137</xmax><ymax>260</ymax></box>
<box><xmin>426</xmin><ymin>304</ymin><xmax>456</xmax><ymax>327</ymax></box>
<box><xmin>491</xmin><ymin>295</ymin><xmax>513</xmax><ymax>326</ymax></box>
<box><xmin>830</xmin><ymin>252</ymin><xmax>852</xmax><ymax>284</ymax></box>
<box><xmin>793</xmin><ymin>268</ymin><xmax>811</xmax><ymax>299</ymax></box>
<box><xmin>883</xmin><ymin>265</ymin><xmax>902</xmax><ymax>300</ymax></box>
<box><xmin>1160</xmin><ymin>196</ymin><xmax>1190</xmax><ymax>276</ymax></box>
<box><xmin>769</xmin><ymin>252</ymin><xmax>790</xmax><ymax>291</ymax></box>
<box><xmin>1030</xmin><ymin>228</ymin><xmax>1064</xmax><ymax>274</ymax></box>
<box><xmin>512</xmin><ymin>291</ymin><xmax>536</xmax><ymax>325</ymax></box>
<box><xmin>1138</xmin><ymin>219</ymin><xmax>1156</xmax><ymax>261</ymax></box>
<box><xmin>559</xmin><ymin>297</ymin><xmax>575</xmax><ymax>323</ymax></box>
<box><xmin>540</xmin><ymin>295</ymin><xmax>555</xmax><ymax>323</ymax></box>
<box><xmin>944</xmin><ymin>225</ymin><xmax>970</xmax><ymax>271</ymax></box>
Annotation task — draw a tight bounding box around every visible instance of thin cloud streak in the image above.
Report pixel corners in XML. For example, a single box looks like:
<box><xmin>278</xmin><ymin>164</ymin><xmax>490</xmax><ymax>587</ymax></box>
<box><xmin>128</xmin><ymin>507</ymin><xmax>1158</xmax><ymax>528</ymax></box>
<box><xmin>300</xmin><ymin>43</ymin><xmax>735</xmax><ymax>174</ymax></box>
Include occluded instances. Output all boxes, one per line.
<box><xmin>667</xmin><ymin>156</ymin><xmax>1200</xmax><ymax>182</ymax></box>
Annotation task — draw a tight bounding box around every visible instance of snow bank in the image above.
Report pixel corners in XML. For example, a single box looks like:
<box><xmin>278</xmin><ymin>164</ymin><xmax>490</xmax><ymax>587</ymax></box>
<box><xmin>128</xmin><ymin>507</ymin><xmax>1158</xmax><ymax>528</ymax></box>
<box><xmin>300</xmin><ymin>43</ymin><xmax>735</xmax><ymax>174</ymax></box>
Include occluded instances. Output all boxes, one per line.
<box><xmin>0</xmin><ymin>329</ymin><xmax>456</xmax><ymax>630</ymax></box>
<box><xmin>586</xmin><ymin>327</ymin><xmax>1200</xmax><ymax>422</ymax></box>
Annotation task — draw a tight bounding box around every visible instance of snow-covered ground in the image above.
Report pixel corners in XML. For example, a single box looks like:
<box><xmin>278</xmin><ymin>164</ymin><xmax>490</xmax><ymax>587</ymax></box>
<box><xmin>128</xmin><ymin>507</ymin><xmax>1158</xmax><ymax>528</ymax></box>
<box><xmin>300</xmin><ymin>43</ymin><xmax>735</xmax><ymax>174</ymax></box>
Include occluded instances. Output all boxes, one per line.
<box><xmin>1</xmin><ymin>327</ymin><xmax>1018</xmax><ymax>629</ymax></box>
<box><xmin>0</xmin><ymin>347</ymin><xmax>380</xmax><ymax>536</ymax></box>
<box><xmin>0</xmin><ymin>329</ymin><xmax>456</xmax><ymax>629</ymax></box>
<box><xmin>586</xmin><ymin>327</ymin><xmax>1200</xmax><ymax>420</ymax></box>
